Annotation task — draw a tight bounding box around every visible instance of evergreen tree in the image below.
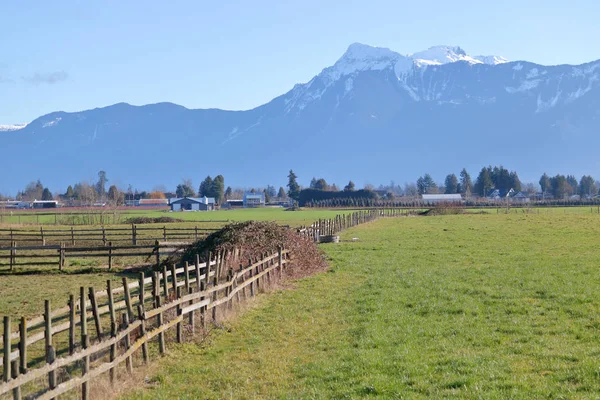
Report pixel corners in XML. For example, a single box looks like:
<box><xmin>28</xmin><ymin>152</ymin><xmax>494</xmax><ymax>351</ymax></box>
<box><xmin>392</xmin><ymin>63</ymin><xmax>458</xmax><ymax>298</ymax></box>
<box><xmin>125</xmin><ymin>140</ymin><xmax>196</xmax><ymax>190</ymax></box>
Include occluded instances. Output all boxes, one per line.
<box><xmin>417</xmin><ymin>174</ymin><xmax>437</xmax><ymax>195</ymax></box>
<box><xmin>287</xmin><ymin>170</ymin><xmax>300</xmax><ymax>201</ymax></box>
<box><xmin>176</xmin><ymin>183</ymin><xmax>195</xmax><ymax>198</ymax></box>
<box><xmin>566</xmin><ymin>175</ymin><xmax>578</xmax><ymax>195</ymax></box>
<box><xmin>41</xmin><ymin>188</ymin><xmax>53</xmax><ymax>201</ymax></box>
<box><xmin>474</xmin><ymin>167</ymin><xmax>493</xmax><ymax>196</ymax></box>
<box><xmin>199</xmin><ymin>176</ymin><xmax>213</xmax><ymax>197</ymax></box>
<box><xmin>309</xmin><ymin>177</ymin><xmax>317</xmax><ymax>189</ymax></box>
<box><xmin>96</xmin><ymin>171</ymin><xmax>108</xmax><ymax>199</ymax></box>
<box><xmin>314</xmin><ymin>178</ymin><xmax>329</xmax><ymax>191</ymax></box>
<box><xmin>65</xmin><ymin>185</ymin><xmax>75</xmax><ymax>199</ymax></box>
<box><xmin>539</xmin><ymin>173</ymin><xmax>551</xmax><ymax>196</ymax></box>
<box><xmin>225</xmin><ymin>186</ymin><xmax>233</xmax><ymax>200</ymax></box>
<box><xmin>278</xmin><ymin>187</ymin><xmax>287</xmax><ymax>198</ymax></box>
<box><xmin>265</xmin><ymin>185</ymin><xmax>277</xmax><ymax>198</ymax></box>
<box><xmin>459</xmin><ymin>168</ymin><xmax>473</xmax><ymax>196</ymax></box>
<box><xmin>579</xmin><ymin>175</ymin><xmax>597</xmax><ymax>197</ymax></box>
<box><xmin>444</xmin><ymin>174</ymin><xmax>459</xmax><ymax>194</ymax></box>
<box><xmin>509</xmin><ymin>171</ymin><xmax>522</xmax><ymax>192</ymax></box>
<box><xmin>344</xmin><ymin>181</ymin><xmax>355</xmax><ymax>192</ymax></box>
<box><xmin>550</xmin><ymin>175</ymin><xmax>572</xmax><ymax>199</ymax></box>
<box><xmin>211</xmin><ymin>175</ymin><xmax>225</xmax><ymax>204</ymax></box>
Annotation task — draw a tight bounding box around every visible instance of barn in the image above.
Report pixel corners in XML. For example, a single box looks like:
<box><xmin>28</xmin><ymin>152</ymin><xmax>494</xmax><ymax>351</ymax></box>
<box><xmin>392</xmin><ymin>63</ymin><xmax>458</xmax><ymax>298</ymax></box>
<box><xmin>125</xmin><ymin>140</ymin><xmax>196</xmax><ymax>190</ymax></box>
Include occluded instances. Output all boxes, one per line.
<box><xmin>170</xmin><ymin>197</ymin><xmax>215</xmax><ymax>211</ymax></box>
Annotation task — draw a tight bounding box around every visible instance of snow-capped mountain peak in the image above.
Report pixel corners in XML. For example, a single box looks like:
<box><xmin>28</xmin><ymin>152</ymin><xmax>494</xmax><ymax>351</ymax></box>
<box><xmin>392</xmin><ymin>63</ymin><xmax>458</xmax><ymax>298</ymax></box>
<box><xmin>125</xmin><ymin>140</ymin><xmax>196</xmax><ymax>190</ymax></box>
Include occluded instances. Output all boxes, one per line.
<box><xmin>410</xmin><ymin>45</ymin><xmax>487</xmax><ymax>66</ymax></box>
<box><xmin>473</xmin><ymin>55</ymin><xmax>509</xmax><ymax>65</ymax></box>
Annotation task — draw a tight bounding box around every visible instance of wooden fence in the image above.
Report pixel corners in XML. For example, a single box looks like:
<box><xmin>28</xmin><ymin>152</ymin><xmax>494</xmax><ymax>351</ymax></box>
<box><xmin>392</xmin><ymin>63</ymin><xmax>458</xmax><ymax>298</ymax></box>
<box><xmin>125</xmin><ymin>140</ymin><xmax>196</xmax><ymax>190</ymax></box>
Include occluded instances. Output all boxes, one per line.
<box><xmin>0</xmin><ymin>225</ymin><xmax>217</xmax><ymax>246</ymax></box>
<box><xmin>0</xmin><ymin>248</ymin><xmax>290</xmax><ymax>399</ymax></box>
<box><xmin>0</xmin><ymin>241</ymin><xmax>187</xmax><ymax>271</ymax></box>
<box><xmin>298</xmin><ymin>209</ymin><xmax>403</xmax><ymax>242</ymax></box>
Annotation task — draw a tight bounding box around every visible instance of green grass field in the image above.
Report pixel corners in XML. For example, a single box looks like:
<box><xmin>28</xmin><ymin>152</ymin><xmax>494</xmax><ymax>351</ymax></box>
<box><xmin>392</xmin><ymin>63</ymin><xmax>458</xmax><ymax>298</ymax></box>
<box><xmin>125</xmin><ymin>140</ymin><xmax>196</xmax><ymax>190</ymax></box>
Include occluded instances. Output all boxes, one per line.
<box><xmin>123</xmin><ymin>213</ymin><xmax>600</xmax><ymax>399</ymax></box>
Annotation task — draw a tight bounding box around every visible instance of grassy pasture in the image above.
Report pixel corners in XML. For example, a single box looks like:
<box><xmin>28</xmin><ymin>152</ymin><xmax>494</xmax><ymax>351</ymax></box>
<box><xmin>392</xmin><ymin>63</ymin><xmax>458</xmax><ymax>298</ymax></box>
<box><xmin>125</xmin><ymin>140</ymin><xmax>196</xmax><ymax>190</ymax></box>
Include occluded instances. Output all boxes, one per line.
<box><xmin>123</xmin><ymin>213</ymin><xmax>600</xmax><ymax>399</ymax></box>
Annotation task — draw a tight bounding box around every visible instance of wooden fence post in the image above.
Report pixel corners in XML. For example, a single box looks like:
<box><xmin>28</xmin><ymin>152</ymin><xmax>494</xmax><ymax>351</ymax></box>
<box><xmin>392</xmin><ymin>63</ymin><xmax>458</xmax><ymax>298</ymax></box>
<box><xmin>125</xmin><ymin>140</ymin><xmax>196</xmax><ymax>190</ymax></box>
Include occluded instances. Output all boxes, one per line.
<box><xmin>195</xmin><ymin>255</ymin><xmax>201</xmax><ymax>291</ymax></box>
<box><xmin>138</xmin><ymin>272</ymin><xmax>145</xmax><ymax>310</ymax></box>
<box><xmin>44</xmin><ymin>300</ymin><xmax>56</xmax><ymax>393</ymax></box>
<box><xmin>40</xmin><ymin>227</ymin><xmax>45</xmax><ymax>246</ymax></box>
<box><xmin>122</xmin><ymin>314</ymin><xmax>133</xmax><ymax>374</ymax></box>
<box><xmin>157</xmin><ymin>277</ymin><xmax>166</xmax><ymax>355</ymax></box>
<box><xmin>107</xmin><ymin>280</ymin><xmax>117</xmax><ymax>384</ymax></box>
<box><xmin>249</xmin><ymin>259</ymin><xmax>255</xmax><ymax>297</ymax></box>
<box><xmin>162</xmin><ymin>266</ymin><xmax>168</xmax><ymax>300</ymax></box>
<box><xmin>176</xmin><ymin>287</ymin><xmax>183</xmax><ymax>343</ymax></box>
<box><xmin>200</xmin><ymin>280</ymin><xmax>207</xmax><ymax>330</ymax></box>
<box><xmin>108</xmin><ymin>241</ymin><xmax>113</xmax><ymax>270</ymax></box>
<box><xmin>131</xmin><ymin>224</ymin><xmax>137</xmax><ymax>246</ymax></box>
<box><xmin>59</xmin><ymin>243</ymin><xmax>65</xmax><ymax>271</ymax></box>
<box><xmin>138</xmin><ymin>305</ymin><xmax>148</xmax><ymax>364</ymax></box>
<box><xmin>9</xmin><ymin>241</ymin><xmax>15</xmax><ymax>271</ymax></box>
<box><xmin>3</xmin><ymin>316</ymin><xmax>10</xmax><ymax>382</ymax></box>
<box><xmin>170</xmin><ymin>264</ymin><xmax>178</xmax><ymax>295</ymax></box>
<box><xmin>80</xmin><ymin>286</ymin><xmax>90</xmax><ymax>400</ymax></box>
<box><xmin>88</xmin><ymin>288</ymin><xmax>103</xmax><ymax>341</ymax></box>
<box><xmin>155</xmin><ymin>241</ymin><xmax>160</xmax><ymax>269</ymax></box>
<box><xmin>122</xmin><ymin>277</ymin><xmax>134</xmax><ymax>320</ymax></box>
<box><xmin>19</xmin><ymin>317</ymin><xmax>26</xmax><ymax>374</ymax></box>
<box><xmin>71</xmin><ymin>227</ymin><xmax>75</xmax><ymax>246</ymax></box>
<box><xmin>11</xmin><ymin>359</ymin><xmax>20</xmax><ymax>400</ymax></box>
<box><xmin>69</xmin><ymin>295</ymin><xmax>75</xmax><ymax>355</ymax></box>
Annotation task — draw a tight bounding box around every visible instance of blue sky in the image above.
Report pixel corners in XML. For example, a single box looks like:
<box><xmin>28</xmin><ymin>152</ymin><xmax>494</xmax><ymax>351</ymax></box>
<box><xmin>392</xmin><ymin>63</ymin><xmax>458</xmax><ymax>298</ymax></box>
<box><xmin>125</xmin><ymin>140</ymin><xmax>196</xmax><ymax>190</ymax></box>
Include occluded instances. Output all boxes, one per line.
<box><xmin>1</xmin><ymin>0</ymin><xmax>599</xmax><ymax>124</ymax></box>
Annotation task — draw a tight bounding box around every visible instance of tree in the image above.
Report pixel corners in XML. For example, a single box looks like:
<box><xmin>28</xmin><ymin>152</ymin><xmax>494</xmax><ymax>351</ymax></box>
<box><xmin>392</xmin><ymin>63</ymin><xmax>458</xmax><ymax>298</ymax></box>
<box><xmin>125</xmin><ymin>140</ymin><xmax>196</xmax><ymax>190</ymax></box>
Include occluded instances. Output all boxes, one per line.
<box><xmin>331</xmin><ymin>184</ymin><xmax>339</xmax><ymax>192</ymax></box>
<box><xmin>225</xmin><ymin>186</ymin><xmax>233</xmax><ymax>200</ymax></box>
<box><xmin>199</xmin><ymin>176</ymin><xmax>213</xmax><ymax>197</ymax></box>
<box><xmin>566</xmin><ymin>175</ymin><xmax>578</xmax><ymax>195</ymax></box>
<box><xmin>176</xmin><ymin>182</ymin><xmax>195</xmax><ymax>198</ymax></box>
<box><xmin>314</xmin><ymin>178</ymin><xmax>329</xmax><ymax>191</ymax></box>
<box><xmin>509</xmin><ymin>171</ymin><xmax>522</xmax><ymax>192</ymax></box>
<box><xmin>444</xmin><ymin>174</ymin><xmax>459</xmax><ymax>194</ymax></box>
<box><xmin>265</xmin><ymin>185</ymin><xmax>277</xmax><ymax>198</ymax></box>
<box><xmin>211</xmin><ymin>175</ymin><xmax>225</xmax><ymax>204</ymax></box>
<box><xmin>277</xmin><ymin>187</ymin><xmax>286</xmax><ymax>198</ymax></box>
<box><xmin>404</xmin><ymin>183</ymin><xmax>418</xmax><ymax>197</ymax></box>
<box><xmin>96</xmin><ymin>171</ymin><xmax>108</xmax><ymax>199</ymax></box>
<box><xmin>474</xmin><ymin>167</ymin><xmax>493</xmax><ymax>197</ymax></box>
<box><xmin>108</xmin><ymin>185</ymin><xmax>124</xmax><ymax>205</ymax></box>
<box><xmin>263</xmin><ymin>189</ymin><xmax>271</xmax><ymax>203</ymax></box>
<box><xmin>579</xmin><ymin>175</ymin><xmax>597</xmax><ymax>197</ymax></box>
<box><xmin>344</xmin><ymin>181</ymin><xmax>355</xmax><ymax>192</ymax></box>
<box><xmin>309</xmin><ymin>177</ymin><xmax>317</xmax><ymax>189</ymax></box>
<box><xmin>41</xmin><ymin>188</ymin><xmax>53</xmax><ymax>200</ymax></box>
<box><xmin>539</xmin><ymin>173</ymin><xmax>551</xmax><ymax>196</ymax></box>
<box><xmin>287</xmin><ymin>170</ymin><xmax>300</xmax><ymax>201</ymax></box>
<box><xmin>149</xmin><ymin>191</ymin><xmax>166</xmax><ymax>199</ymax></box>
<box><xmin>549</xmin><ymin>174</ymin><xmax>572</xmax><ymax>199</ymax></box>
<box><xmin>459</xmin><ymin>168</ymin><xmax>473</xmax><ymax>197</ymax></box>
<box><xmin>416</xmin><ymin>174</ymin><xmax>436</xmax><ymax>195</ymax></box>
<box><xmin>65</xmin><ymin>185</ymin><xmax>75</xmax><ymax>199</ymax></box>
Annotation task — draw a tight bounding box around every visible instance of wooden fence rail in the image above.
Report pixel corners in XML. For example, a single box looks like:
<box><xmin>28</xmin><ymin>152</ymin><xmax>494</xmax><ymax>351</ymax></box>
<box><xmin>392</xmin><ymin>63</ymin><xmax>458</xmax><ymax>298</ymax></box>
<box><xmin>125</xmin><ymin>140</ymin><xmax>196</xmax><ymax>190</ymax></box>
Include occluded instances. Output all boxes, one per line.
<box><xmin>0</xmin><ymin>224</ymin><xmax>216</xmax><ymax>246</ymax></box>
<box><xmin>0</xmin><ymin>248</ymin><xmax>291</xmax><ymax>399</ymax></box>
<box><xmin>0</xmin><ymin>241</ymin><xmax>189</xmax><ymax>271</ymax></box>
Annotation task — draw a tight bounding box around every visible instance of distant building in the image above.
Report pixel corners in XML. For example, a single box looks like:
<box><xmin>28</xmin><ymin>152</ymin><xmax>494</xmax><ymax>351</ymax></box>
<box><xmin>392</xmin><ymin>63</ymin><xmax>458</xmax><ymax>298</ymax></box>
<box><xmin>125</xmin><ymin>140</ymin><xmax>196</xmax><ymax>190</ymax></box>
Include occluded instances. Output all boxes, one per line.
<box><xmin>138</xmin><ymin>199</ymin><xmax>169</xmax><ymax>207</ymax></box>
<box><xmin>224</xmin><ymin>199</ymin><xmax>244</xmax><ymax>209</ymax></box>
<box><xmin>243</xmin><ymin>192</ymin><xmax>265</xmax><ymax>208</ymax></box>
<box><xmin>32</xmin><ymin>200</ymin><xmax>58</xmax><ymax>209</ymax></box>
<box><xmin>170</xmin><ymin>197</ymin><xmax>215</xmax><ymax>211</ymax></box>
<box><xmin>512</xmin><ymin>192</ymin><xmax>530</xmax><ymax>203</ymax></box>
<box><xmin>422</xmin><ymin>194</ymin><xmax>462</xmax><ymax>204</ymax></box>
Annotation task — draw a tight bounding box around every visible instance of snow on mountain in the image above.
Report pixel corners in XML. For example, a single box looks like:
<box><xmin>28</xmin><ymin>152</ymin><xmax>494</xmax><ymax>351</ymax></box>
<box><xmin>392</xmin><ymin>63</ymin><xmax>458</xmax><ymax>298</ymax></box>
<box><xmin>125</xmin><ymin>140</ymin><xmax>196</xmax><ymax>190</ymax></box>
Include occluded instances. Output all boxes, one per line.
<box><xmin>473</xmin><ymin>55</ymin><xmax>509</xmax><ymax>65</ymax></box>
<box><xmin>0</xmin><ymin>123</ymin><xmax>28</xmax><ymax>132</ymax></box>
<box><xmin>284</xmin><ymin>43</ymin><xmax>510</xmax><ymax>111</ymax></box>
<box><xmin>410</xmin><ymin>45</ymin><xmax>482</xmax><ymax>65</ymax></box>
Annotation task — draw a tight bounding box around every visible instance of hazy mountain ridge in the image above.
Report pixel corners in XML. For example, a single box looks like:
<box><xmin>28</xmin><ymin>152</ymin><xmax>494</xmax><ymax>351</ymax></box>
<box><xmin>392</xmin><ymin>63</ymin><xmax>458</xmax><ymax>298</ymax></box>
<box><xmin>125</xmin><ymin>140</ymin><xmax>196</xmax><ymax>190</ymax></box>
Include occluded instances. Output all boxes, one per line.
<box><xmin>2</xmin><ymin>44</ymin><xmax>599</xmax><ymax>194</ymax></box>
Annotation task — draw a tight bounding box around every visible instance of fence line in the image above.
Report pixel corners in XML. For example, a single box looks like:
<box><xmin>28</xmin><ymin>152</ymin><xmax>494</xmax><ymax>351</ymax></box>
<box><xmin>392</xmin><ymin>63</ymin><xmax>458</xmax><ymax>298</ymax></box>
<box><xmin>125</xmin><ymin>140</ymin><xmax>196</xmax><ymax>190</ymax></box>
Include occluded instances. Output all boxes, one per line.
<box><xmin>0</xmin><ymin>241</ymin><xmax>189</xmax><ymax>271</ymax></box>
<box><xmin>0</xmin><ymin>224</ymin><xmax>216</xmax><ymax>246</ymax></box>
<box><xmin>0</xmin><ymin>248</ymin><xmax>291</xmax><ymax>399</ymax></box>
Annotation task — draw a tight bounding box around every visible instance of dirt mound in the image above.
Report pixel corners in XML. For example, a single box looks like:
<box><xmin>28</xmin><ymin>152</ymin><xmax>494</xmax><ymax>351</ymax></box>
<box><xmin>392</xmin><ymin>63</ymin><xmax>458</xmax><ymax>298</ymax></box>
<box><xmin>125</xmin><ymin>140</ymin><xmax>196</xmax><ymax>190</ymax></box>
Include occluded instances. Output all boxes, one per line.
<box><xmin>125</xmin><ymin>216</ymin><xmax>184</xmax><ymax>224</ymax></box>
<box><xmin>167</xmin><ymin>221</ymin><xmax>328</xmax><ymax>279</ymax></box>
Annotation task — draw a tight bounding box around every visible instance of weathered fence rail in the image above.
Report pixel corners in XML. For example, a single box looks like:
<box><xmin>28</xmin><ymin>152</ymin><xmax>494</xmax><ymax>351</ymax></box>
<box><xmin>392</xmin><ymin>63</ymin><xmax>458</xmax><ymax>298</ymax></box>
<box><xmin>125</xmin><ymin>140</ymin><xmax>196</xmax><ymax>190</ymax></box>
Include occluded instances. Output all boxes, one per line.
<box><xmin>0</xmin><ymin>241</ymin><xmax>188</xmax><ymax>271</ymax></box>
<box><xmin>0</xmin><ymin>224</ymin><xmax>216</xmax><ymax>246</ymax></box>
<box><xmin>0</xmin><ymin>248</ymin><xmax>290</xmax><ymax>399</ymax></box>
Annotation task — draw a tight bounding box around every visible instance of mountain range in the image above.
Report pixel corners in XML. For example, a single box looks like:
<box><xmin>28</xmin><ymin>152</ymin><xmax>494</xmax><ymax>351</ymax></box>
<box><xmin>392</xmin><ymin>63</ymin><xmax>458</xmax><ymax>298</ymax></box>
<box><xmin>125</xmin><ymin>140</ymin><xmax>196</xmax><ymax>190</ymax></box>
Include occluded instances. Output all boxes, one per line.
<box><xmin>2</xmin><ymin>43</ymin><xmax>599</xmax><ymax>195</ymax></box>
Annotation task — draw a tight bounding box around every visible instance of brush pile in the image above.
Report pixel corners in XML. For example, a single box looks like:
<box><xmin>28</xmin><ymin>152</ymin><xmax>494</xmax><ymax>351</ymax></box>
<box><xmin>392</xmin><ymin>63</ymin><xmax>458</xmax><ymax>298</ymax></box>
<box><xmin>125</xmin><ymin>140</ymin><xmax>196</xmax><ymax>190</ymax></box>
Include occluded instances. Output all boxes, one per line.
<box><xmin>167</xmin><ymin>221</ymin><xmax>328</xmax><ymax>279</ymax></box>
<box><xmin>125</xmin><ymin>216</ymin><xmax>185</xmax><ymax>224</ymax></box>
